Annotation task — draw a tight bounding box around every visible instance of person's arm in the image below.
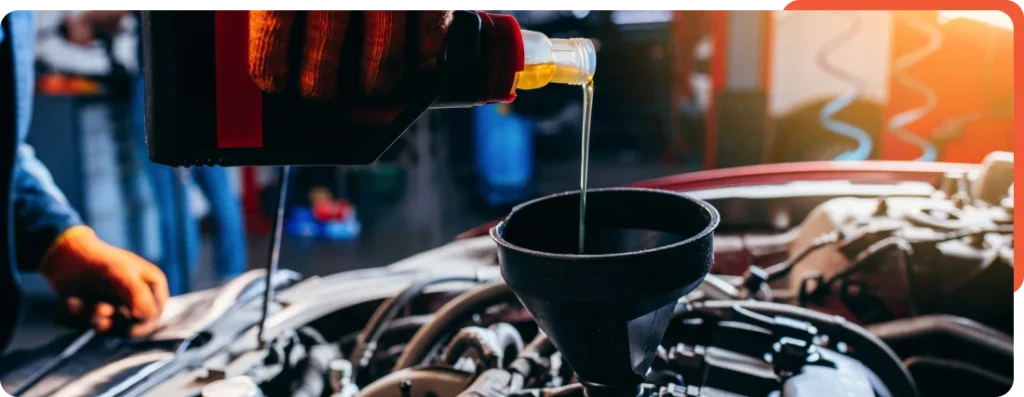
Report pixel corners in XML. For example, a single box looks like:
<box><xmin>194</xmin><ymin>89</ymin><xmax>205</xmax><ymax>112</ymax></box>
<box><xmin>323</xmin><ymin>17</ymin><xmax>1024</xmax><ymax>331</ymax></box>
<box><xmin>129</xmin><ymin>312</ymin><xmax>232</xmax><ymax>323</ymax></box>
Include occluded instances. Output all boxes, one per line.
<box><xmin>12</xmin><ymin>144</ymin><xmax>168</xmax><ymax>337</ymax></box>
<box><xmin>10</xmin><ymin>144</ymin><xmax>84</xmax><ymax>271</ymax></box>
<box><xmin>7</xmin><ymin>10</ymin><xmax>165</xmax><ymax>338</ymax></box>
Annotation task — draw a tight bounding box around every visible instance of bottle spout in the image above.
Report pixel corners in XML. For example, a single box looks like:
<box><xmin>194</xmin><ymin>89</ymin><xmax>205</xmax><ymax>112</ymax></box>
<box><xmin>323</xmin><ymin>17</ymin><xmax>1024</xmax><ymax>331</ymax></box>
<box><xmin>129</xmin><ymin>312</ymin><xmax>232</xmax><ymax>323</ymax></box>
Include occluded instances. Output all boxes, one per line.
<box><xmin>550</xmin><ymin>38</ymin><xmax>597</xmax><ymax>86</ymax></box>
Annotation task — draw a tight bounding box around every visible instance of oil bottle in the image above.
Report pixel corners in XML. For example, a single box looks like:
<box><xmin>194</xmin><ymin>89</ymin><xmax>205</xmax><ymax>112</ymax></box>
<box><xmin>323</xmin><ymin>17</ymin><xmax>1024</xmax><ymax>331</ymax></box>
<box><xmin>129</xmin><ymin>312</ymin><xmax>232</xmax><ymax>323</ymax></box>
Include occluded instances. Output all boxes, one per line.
<box><xmin>143</xmin><ymin>11</ymin><xmax>596</xmax><ymax>167</ymax></box>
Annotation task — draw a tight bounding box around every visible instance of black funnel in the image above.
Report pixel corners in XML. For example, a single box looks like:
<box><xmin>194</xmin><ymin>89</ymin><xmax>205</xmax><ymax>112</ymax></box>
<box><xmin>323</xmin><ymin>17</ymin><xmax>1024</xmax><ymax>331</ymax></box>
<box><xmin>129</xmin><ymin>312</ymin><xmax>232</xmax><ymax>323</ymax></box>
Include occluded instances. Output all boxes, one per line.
<box><xmin>491</xmin><ymin>188</ymin><xmax>718</xmax><ymax>397</ymax></box>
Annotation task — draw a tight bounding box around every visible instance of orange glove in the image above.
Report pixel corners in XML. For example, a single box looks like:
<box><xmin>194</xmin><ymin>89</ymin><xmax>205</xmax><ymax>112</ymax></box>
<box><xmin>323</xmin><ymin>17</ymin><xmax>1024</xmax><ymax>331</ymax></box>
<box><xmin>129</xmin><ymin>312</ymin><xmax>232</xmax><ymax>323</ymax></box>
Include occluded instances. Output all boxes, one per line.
<box><xmin>40</xmin><ymin>226</ymin><xmax>169</xmax><ymax>338</ymax></box>
<box><xmin>248</xmin><ymin>11</ymin><xmax>453</xmax><ymax>100</ymax></box>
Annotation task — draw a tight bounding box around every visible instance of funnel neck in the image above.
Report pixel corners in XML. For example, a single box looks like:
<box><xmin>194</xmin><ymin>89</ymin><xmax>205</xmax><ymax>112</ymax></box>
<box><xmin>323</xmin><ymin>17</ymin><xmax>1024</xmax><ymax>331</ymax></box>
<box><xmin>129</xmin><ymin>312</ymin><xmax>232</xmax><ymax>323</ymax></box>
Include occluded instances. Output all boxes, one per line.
<box><xmin>491</xmin><ymin>188</ymin><xmax>719</xmax><ymax>396</ymax></box>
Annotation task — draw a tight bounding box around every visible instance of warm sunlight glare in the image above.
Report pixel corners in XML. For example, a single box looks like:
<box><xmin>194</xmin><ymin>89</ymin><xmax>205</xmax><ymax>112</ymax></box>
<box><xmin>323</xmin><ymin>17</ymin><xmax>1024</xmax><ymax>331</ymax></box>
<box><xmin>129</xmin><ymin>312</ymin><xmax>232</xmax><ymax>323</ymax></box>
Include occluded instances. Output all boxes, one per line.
<box><xmin>939</xmin><ymin>10</ymin><xmax>1014</xmax><ymax>30</ymax></box>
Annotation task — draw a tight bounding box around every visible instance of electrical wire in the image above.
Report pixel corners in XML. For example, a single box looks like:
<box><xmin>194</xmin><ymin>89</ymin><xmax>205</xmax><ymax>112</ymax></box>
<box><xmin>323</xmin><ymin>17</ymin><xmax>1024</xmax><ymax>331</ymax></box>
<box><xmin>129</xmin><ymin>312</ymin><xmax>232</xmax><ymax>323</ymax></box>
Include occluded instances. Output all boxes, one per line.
<box><xmin>815</xmin><ymin>12</ymin><xmax>873</xmax><ymax>161</ymax></box>
<box><xmin>887</xmin><ymin>13</ymin><xmax>944</xmax><ymax>162</ymax></box>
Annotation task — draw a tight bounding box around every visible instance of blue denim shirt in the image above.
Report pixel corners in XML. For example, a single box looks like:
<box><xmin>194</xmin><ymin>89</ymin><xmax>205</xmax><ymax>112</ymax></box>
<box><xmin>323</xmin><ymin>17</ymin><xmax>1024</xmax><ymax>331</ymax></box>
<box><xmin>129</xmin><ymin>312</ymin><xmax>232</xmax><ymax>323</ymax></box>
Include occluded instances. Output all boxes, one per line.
<box><xmin>1</xmin><ymin>11</ymin><xmax>85</xmax><ymax>350</ymax></box>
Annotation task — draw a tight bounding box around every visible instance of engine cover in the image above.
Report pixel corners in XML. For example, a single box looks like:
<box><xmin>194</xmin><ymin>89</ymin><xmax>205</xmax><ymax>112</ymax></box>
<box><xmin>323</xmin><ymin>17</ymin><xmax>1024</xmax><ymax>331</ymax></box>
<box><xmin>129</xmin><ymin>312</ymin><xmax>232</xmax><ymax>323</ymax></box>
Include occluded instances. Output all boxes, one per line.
<box><xmin>784</xmin><ymin>193</ymin><xmax>1012</xmax><ymax>331</ymax></box>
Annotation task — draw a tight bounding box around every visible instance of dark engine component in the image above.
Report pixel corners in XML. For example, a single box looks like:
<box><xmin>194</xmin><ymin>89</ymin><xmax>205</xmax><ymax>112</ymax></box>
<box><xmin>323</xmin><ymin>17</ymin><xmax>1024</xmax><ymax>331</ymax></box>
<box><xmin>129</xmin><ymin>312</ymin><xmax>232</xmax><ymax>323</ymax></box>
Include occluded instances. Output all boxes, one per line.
<box><xmin>774</xmin><ymin>154</ymin><xmax>1014</xmax><ymax>334</ymax></box>
<box><xmin>351</xmin><ymin>286</ymin><xmax>914</xmax><ymax>397</ymax></box>
<box><xmin>667</xmin><ymin>300</ymin><xmax>914</xmax><ymax>397</ymax></box>
<box><xmin>0</xmin><ymin>157</ymin><xmax>1012</xmax><ymax>397</ymax></box>
<box><xmin>337</xmin><ymin>163</ymin><xmax>1012</xmax><ymax>397</ymax></box>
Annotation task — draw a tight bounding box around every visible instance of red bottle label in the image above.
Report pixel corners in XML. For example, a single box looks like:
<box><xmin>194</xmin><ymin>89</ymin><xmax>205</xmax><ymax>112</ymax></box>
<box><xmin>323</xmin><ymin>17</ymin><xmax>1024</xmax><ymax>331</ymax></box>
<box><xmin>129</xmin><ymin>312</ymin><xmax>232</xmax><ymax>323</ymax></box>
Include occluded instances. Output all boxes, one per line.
<box><xmin>214</xmin><ymin>11</ymin><xmax>264</xmax><ymax>148</ymax></box>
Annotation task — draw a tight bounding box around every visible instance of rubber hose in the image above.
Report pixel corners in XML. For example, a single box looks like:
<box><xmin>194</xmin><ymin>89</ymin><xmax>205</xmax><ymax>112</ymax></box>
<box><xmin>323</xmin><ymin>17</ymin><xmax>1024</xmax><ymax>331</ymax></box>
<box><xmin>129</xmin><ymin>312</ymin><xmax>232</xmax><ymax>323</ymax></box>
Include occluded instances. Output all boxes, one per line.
<box><xmin>508</xmin><ymin>333</ymin><xmax>554</xmax><ymax>382</ymax></box>
<box><xmin>489</xmin><ymin>323</ymin><xmax>526</xmax><ymax>363</ymax></box>
<box><xmin>866</xmin><ymin>315</ymin><xmax>1012</xmax><ymax>358</ymax></box>
<box><xmin>340</xmin><ymin>315</ymin><xmax>434</xmax><ymax>349</ymax></box>
<box><xmin>352</xmin><ymin>275</ymin><xmax>481</xmax><ymax>368</ymax></box>
<box><xmin>903</xmin><ymin>356</ymin><xmax>1012</xmax><ymax>388</ymax></box>
<box><xmin>677</xmin><ymin>300</ymin><xmax>919</xmax><ymax>397</ymax></box>
<box><xmin>442</xmin><ymin>326</ymin><xmax>507</xmax><ymax>369</ymax></box>
<box><xmin>522</xmin><ymin>333</ymin><xmax>555</xmax><ymax>358</ymax></box>
<box><xmin>394</xmin><ymin>282</ymin><xmax>516</xmax><ymax>371</ymax></box>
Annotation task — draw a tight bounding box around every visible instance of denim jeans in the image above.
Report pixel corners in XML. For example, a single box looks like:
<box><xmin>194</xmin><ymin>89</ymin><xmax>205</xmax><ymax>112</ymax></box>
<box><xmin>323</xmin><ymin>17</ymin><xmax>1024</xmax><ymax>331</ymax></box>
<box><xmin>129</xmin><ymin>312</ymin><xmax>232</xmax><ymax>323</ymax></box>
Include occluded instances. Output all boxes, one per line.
<box><xmin>131</xmin><ymin>76</ymin><xmax>247</xmax><ymax>294</ymax></box>
<box><xmin>191</xmin><ymin>166</ymin><xmax>248</xmax><ymax>283</ymax></box>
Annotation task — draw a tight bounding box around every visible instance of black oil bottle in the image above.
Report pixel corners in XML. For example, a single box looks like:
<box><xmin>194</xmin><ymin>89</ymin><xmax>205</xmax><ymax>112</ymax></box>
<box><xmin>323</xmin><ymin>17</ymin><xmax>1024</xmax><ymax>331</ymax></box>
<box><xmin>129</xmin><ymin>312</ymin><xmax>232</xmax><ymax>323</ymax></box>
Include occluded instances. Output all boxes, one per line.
<box><xmin>142</xmin><ymin>11</ymin><xmax>594</xmax><ymax>167</ymax></box>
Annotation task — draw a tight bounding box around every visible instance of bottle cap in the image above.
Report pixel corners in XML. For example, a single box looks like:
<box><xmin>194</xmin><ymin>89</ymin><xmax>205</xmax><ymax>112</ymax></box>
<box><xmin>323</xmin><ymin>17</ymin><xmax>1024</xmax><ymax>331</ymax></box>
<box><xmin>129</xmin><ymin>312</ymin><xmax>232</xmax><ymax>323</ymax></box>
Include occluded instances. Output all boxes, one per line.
<box><xmin>478</xmin><ymin>12</ymin><xmax>524</xmax><ymax>104</ymax></box>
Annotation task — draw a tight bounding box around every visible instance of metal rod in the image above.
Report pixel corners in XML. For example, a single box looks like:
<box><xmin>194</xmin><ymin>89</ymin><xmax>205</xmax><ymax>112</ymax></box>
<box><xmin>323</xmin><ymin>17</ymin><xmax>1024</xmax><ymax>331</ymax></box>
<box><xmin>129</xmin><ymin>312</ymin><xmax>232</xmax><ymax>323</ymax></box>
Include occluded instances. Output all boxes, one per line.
<box><xmin>257</xmin><ymin>166</ymin><xmax>291</xmax><ymax>346</ymax></box>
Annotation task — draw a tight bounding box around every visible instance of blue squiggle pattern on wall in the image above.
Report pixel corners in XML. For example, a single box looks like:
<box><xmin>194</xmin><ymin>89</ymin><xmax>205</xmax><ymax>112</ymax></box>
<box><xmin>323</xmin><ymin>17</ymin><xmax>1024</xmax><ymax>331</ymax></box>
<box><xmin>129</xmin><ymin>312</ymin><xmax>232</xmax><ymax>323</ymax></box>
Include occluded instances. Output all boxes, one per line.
<box><xmin>815</xmin><ymin>12</ymin><xmax>873</xmax><ymax>161</ymax></box>
<box><xmin>887</xmin><ymin>13</ymin><xmax>943</xmax><ymax>161</ymax></box>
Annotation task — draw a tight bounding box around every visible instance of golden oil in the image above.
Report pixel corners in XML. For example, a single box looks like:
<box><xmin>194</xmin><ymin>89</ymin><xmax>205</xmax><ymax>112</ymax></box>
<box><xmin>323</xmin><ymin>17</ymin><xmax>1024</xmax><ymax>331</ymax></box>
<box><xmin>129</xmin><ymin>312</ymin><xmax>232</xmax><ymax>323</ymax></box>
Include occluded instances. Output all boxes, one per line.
<box><xmin>513</xmin><ymin>63</ymin><xmax>595</xmax><ymax>253</ymax></box>
<box><xmin>578</xmin><ymin>80</ymin><xmax>594</xmax><ymax>254</ymax></box>
<box><xmin>515</xmin><ymin>63</ymin><xmax>594</xmax><ymax>91</ymax></box>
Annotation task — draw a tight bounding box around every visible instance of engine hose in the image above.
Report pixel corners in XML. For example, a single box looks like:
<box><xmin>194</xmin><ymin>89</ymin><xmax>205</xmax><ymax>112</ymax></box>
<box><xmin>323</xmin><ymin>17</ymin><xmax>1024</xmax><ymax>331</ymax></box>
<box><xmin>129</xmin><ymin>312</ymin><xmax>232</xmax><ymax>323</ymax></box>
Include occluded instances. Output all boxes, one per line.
<box><xmin>508</xmin><ymin>333</ymin><xmax>555</xmax><ymax>383</ymax></box>
<box><xmin>394</xmin><ymin>282</ymin><xmax>517</xmax><ymax>371</ymax></box>
<box><xmin>490</xmin><ymin>323</ymin><xmax>526</xmax><ymax>363</ymax></box>
<box><xmin>441</xmin><ymin>326</ymin><xmax>510</xmax><ymax>369</ymax></box>
<box><xmin>675</xmin><ymin>300</ymin><xmax>919</xmax><ymax>397</ymax></box>
<box><xmin>903</xmin><ymin>356</ymin><xmax>1012</xmax><ymax>388</ymax></box>
<box><xmin>866</xmin><ymin>315</ymin><xmax>1012</xmax><ymax>358</ymax></box>
<box><xmin>341</xmin><ymin>315</ymin><xmax>434</xmax><ymax>346</ymax></box>
<box><xmin>815</xmin><ymin>12</ymin><xmax>873</xmax><ymax>161</ymax></box>
<box><xmin>887</xmin><ymin>13</ymin><xmax>943</xmax><ymax>162</ymax></box>
<box><xmin>351</xmin><ymin>275</ymin><xmax>482</xmax><ymax>371</ymax></box>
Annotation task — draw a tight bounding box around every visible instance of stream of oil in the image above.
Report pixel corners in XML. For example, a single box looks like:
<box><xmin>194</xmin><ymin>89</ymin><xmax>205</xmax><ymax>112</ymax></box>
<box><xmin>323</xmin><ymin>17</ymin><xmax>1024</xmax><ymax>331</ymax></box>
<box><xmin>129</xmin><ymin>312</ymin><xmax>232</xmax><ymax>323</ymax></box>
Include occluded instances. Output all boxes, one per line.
<box><xmin>578</xmin><ymin>81</ymin><xmax>594</xmax><ymax>254</ymax></box>
<box><xmin>516</xmin><ymin>62</ymin><xmax>595</xmax><ymax>254</ymax></box>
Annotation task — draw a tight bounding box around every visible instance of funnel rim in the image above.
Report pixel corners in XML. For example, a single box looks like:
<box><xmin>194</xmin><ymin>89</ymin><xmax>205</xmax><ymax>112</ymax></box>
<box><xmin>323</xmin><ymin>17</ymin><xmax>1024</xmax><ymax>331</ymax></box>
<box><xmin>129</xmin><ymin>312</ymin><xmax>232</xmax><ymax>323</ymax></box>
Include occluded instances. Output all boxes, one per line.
<box><xmin>489</xmin><ymin>187</ymin><xmax>720</xmax><ymax>260</ymax></box>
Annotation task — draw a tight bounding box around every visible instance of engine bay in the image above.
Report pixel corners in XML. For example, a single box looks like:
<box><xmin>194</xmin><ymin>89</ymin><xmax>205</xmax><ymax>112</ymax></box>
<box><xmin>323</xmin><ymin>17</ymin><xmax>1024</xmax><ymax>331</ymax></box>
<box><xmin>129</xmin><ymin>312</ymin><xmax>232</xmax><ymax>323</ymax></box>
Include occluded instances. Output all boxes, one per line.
<box><xmin>230</xmin><ymin>155</ymin><xmax>1013</xmax><ymax>397</ymax></box>
<box><xmin>0</xmin><ymin>156</ymin><xmax>1013</xmax><ymax>397</ymax></box>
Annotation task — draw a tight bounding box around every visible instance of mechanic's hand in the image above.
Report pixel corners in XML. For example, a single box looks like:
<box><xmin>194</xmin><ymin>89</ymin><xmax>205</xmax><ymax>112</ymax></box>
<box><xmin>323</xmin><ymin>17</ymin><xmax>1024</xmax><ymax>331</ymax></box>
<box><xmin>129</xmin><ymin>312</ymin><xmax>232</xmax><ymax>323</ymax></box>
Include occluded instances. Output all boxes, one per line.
<box><xmin>64</xmin><ymin>11</ymin><xmax>131</xmax><ymax>45</ymax></box>
<box><xmin>248</xmin><ymin>11</ymin><xmax>453</xmax><ymax>100</ymax></box>
<box><xmin>40</xmin><ymin>226</ymin><xmax>169</xmax><ymax>338</ymax></box>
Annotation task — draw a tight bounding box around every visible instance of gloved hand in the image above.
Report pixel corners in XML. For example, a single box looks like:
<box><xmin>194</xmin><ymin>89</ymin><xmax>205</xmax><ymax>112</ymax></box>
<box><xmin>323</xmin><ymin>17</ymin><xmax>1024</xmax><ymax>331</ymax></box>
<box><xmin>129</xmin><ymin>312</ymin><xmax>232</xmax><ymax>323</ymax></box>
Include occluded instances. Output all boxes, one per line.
<box><xmin>40</xmin><ymin>226</ymin><xmax>169</xmax><ymax>338</ymax></box>
<box><xmin>248</xmin><ymin>11</ymin><xmax>453</xmax><ymax>100</ymax></box>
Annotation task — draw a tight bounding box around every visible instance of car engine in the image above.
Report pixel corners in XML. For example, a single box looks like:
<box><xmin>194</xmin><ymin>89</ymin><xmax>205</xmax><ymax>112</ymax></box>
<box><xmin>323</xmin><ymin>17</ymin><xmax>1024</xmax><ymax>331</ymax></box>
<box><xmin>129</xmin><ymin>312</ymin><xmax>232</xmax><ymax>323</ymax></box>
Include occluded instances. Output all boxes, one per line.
<box><xmin>1</xmin><ymin>155</ymin><xmax>1012</xmax><ymax>397</ymax></box>
<box><xmin>231</xmin><ymin>157</ymin><xmax>1011</xmax><ymax>397</ymax></box>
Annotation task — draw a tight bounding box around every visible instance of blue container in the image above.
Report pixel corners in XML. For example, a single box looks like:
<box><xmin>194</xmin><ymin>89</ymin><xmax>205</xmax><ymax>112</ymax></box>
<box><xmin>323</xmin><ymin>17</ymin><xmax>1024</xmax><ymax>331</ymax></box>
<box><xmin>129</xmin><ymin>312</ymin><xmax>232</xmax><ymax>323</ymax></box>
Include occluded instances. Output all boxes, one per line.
<box><xmin>322</xmin><ymin>212</ymin><xmax>362</xmax><ymax>241</ymax></box>
<box><xmin>473</xmin><ymin>104</ymin><xmax>534</xmax><ymax>206</ymax></box>
<box><xmin>285</xmin><ymin>207</ymin><xmax>320</xmax><ymax>238</ymax></box>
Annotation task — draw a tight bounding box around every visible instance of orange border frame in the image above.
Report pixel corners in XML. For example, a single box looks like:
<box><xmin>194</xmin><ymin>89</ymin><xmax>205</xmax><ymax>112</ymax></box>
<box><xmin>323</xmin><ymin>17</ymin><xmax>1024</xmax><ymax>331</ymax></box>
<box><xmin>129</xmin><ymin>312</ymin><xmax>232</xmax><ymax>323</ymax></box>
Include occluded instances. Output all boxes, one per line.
<box><xmin>788</xmin><ymin>0</ymin><xmax>1023</xmax><ymax>292</ymax></box>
